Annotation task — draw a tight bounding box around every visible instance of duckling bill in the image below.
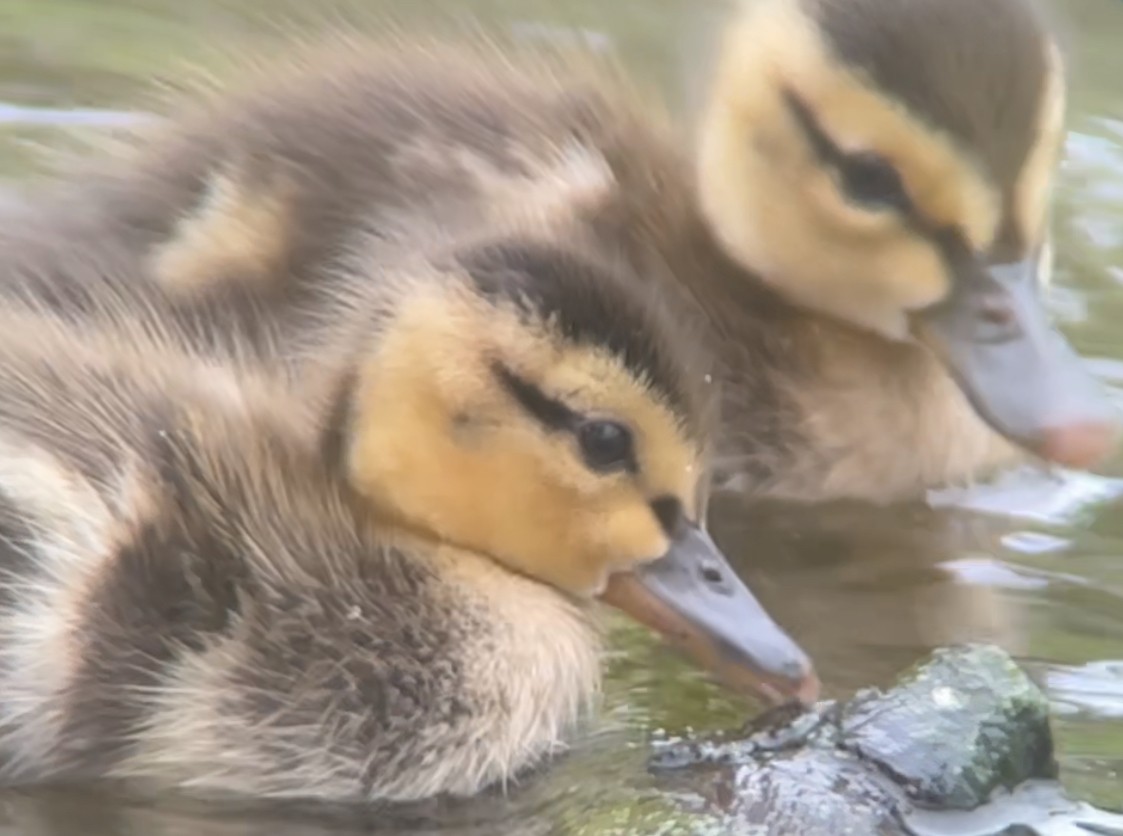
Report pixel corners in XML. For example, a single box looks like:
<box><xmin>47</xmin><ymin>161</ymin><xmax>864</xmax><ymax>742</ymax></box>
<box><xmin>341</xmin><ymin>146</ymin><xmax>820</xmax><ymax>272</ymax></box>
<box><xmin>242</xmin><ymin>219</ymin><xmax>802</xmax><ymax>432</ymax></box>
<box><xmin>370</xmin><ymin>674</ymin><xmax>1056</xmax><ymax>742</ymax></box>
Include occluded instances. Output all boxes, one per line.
<box><xmin>600</xmin><ymin>522</ymin><xmax>809</xmax><ymax>702</ymax></box>
<box><xmin>916</xmin><ymin>254</ymin><xmax>1110</xmax><ymax>468</ymax></box>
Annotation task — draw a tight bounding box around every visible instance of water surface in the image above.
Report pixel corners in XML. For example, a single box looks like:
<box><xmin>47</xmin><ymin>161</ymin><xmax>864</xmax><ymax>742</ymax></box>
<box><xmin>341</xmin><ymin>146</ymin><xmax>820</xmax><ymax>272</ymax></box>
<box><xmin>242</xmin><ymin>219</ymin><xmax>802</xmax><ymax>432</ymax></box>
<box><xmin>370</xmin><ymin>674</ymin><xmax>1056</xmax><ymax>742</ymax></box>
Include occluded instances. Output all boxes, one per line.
<box><xmin>1</xmin><ymin>0</ymin><xmax>1121</xmax><ymax>831</ymax></box>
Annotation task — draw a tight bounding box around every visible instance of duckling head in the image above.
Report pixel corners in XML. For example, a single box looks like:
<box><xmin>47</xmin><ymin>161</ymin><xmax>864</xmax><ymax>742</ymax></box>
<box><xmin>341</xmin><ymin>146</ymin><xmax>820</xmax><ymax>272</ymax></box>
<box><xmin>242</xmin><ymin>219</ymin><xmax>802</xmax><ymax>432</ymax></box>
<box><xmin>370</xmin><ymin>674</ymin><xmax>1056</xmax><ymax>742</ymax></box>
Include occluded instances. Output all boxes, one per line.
<box><xmin>326</xmin><ymin>234</ymin><xmax>817</xmax><ymax>704</ymax></box>
<box><xmin>697</xmin><ymin>0</ymin><xmax>1118</xmax><ymax>469</ymax></box>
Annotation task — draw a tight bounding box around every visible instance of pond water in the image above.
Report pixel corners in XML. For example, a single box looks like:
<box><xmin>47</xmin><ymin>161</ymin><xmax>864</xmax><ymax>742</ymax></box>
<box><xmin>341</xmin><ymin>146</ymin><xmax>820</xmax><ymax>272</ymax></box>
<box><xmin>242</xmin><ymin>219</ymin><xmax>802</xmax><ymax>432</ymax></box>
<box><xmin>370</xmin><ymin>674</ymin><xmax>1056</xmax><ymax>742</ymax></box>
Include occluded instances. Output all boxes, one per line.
<box><xmin>1</xmin><ymin>0</ymin><xmax>1122</xmax><ymax>832</ymax></box>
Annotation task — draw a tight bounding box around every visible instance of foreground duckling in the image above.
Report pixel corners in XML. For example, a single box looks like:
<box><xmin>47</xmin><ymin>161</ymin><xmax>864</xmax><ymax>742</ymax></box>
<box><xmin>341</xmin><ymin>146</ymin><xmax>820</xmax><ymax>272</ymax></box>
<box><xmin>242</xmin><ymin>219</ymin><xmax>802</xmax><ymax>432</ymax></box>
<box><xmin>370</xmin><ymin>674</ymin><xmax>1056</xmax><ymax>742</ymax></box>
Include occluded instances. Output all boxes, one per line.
<box><xmin>0</xmin><ymin>229</ymin><xmax>815</xmax><ymax>801</ymax></box>
<box><xmin>0</xmin><ymin>0</ymin><xmax>1112</xmax><ymax>504</ymax></box>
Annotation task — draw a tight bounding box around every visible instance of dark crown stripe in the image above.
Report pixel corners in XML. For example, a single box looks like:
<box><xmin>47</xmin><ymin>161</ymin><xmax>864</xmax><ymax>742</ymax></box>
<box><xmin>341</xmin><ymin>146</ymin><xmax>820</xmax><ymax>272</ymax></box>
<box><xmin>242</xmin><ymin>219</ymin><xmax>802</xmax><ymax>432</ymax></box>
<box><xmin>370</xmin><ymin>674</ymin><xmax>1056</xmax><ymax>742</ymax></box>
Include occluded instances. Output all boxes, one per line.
<box><xmin>804</xmin><ymin>0</ymin><xmax>1049</xmax><ymax>188</ymax></box>
<box><xmin>455</xmin><ymin>238</ymin><xmax>692</xmax><ymax>420</ymax></box>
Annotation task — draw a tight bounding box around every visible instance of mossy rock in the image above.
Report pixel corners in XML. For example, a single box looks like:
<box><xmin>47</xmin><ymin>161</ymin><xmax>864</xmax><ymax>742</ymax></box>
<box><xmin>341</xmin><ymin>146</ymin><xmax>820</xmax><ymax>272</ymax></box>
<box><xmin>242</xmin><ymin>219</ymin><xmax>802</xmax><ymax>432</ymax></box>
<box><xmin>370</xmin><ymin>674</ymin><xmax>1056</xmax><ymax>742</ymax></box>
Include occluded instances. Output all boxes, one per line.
<box><xmin>840</xmin><ymin>644</ymin><xmax>1056</xmax><ymax>809</ymax></box>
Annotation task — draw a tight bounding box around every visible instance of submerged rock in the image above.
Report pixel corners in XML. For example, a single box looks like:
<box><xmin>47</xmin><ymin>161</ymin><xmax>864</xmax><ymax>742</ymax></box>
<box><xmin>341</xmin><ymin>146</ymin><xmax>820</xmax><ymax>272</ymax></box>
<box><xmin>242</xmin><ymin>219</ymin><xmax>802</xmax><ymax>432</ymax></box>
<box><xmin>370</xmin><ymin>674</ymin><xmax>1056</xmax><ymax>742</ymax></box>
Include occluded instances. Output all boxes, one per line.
<box><xmin>649</xmin><ymin>644</ymin><xmax>1123</xmax><ymax>836</ymax></box>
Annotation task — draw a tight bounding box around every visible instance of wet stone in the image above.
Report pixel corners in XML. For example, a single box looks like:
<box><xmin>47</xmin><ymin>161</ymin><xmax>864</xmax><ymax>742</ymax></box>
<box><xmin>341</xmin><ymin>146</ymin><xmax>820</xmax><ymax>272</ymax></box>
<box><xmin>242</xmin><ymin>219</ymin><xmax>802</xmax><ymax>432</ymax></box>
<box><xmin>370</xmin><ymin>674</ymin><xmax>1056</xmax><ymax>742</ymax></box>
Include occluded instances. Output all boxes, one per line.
<box><xmin>718</xmin><ymin>750</ymin><xmax>908</xmax><ymax>836</ymax></box>
<box><xmin>840</xmin><ymin>644</ymin><xmax>1056</xmax><ymax>809</ymax></box>
<box><xmin>647</xmin><ymin>644</ymin><xmax>1077</xmax><ymax>835</ymax></box>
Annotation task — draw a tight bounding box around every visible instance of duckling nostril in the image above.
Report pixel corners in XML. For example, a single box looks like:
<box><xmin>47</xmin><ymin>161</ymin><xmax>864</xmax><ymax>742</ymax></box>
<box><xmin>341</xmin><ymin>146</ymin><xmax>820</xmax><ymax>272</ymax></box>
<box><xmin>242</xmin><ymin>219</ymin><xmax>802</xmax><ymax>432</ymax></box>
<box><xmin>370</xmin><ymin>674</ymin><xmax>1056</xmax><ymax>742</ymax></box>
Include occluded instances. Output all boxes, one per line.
<box><xmin>969</xmin><ymin>298</ymin><xmax>1023</xmax><ymax>343</ymax></box>
<box><xmin>700</xmin><ymin>565</ymin><xmax>724</xmax><ymax>585</ymax></box>
<box><xmin>978</xmin><ymin>303</ymin><xmax>1014</xmax><ymax>327</ymax></box>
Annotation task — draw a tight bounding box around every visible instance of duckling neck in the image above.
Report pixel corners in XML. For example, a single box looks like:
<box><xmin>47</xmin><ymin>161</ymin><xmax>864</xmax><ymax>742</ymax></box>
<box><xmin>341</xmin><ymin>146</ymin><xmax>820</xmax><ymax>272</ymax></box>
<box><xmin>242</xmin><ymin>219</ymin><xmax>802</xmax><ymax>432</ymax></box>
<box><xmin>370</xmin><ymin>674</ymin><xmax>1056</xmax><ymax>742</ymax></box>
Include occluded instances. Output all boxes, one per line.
<box><xmin>352</xmin><ymin>542</ymin><xmax>605</xmax><ymax>800</ymax></box>
<box><xmin>731</xmin><ymin>309</ymin><xmax>1022</xmax><ymax>503</ymax></box>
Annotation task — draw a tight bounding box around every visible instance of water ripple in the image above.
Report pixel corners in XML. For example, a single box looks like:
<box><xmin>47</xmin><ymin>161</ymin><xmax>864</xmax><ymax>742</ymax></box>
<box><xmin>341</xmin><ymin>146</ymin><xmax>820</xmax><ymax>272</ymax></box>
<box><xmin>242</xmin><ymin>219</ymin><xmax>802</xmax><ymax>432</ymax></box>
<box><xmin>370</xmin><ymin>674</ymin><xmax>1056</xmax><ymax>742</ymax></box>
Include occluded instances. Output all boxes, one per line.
<box><xmin>0</xmin><ymin>101</ymin><xmax>151</xmax><ymax>129</ymax></box>
<box><xmin>928</xmin><ymin>467</ymin><xmax>1123</xmax><ymax>526</ymax></box>
<box><xmin>1048</xmin><ymin>660</ymin><xmax>1123</xmax><ymax>719</ymax></box>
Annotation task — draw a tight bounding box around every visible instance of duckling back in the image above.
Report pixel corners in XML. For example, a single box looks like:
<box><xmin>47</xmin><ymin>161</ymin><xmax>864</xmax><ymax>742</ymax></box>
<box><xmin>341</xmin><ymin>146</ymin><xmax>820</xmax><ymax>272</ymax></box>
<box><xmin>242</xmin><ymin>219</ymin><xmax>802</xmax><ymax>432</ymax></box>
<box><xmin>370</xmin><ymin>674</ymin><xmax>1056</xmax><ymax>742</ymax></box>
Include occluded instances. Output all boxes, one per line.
<box><xmin>0</xmin><ymin>40</ymin><xmax>658</xmax><ymax>326</ymax></box>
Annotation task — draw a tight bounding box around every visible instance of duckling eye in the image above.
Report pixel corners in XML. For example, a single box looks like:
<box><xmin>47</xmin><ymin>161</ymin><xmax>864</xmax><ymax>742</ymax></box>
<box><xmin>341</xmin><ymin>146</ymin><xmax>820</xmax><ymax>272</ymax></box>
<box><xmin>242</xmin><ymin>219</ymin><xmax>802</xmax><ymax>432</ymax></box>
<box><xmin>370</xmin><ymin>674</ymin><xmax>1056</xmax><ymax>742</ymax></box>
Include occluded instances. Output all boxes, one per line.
<box><xmin>839</xmin><ymin>152</ymin><xmax>910</xmax><ymax>212</ymax></box>
<box><xmin>577</xmin><ymin>420</ymin><xmax>636</xmax><ymax>473</ymax></box>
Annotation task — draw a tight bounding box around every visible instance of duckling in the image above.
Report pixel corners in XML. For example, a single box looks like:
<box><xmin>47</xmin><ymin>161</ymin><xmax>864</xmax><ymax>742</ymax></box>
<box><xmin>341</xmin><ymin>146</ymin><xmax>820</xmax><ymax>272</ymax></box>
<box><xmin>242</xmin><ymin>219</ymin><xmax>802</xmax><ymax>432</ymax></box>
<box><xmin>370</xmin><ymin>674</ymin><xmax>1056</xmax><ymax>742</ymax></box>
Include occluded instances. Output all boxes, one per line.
<box><xmin>0</xmin><ymin>0</ymin><xmax>1112</xmax><ymax>504</ymax></box>
<box><xmin>683</xmin><ymin>0</ymin><xmax>1119</xmax><ymax>499</ymax></box>
<box><xmin>0</xmin><ymin>225</ymin><xmax>815</xmax><ymax>801</ymax></box>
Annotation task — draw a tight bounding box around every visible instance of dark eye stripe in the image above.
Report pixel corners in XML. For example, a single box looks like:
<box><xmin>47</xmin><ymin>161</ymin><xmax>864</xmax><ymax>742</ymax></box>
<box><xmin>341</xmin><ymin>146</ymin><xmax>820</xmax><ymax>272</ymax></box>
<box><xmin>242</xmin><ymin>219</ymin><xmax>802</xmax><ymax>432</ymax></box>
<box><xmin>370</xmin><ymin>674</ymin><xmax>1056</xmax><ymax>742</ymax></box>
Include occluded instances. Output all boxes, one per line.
<box><xmin>838</xmin><ymin>152</ymin><xmax>911</xmax><ymax>212</ymax></box>
<box><xmin>782</xmin><ymin>89</ymin><xmax>845</xmax><ymax>168</ymax></box>
<box><xmin>492</xmin><ymin>363</ymin><xmax>577</xmax><ymax>432</ymax></box>
<box><xmin>494</xmin><ymin>364</ymin><xmax>649</xmax><ymax>478</ymax></box>
<box><xmin>781</xmin><ymin>88</ymin><xmax>911</xmax><ymax>209</ymax></box>
<box><xmin>781</xmin><ymin>87</ymin><xmax>976</xmax><ymax>271</ymax></box>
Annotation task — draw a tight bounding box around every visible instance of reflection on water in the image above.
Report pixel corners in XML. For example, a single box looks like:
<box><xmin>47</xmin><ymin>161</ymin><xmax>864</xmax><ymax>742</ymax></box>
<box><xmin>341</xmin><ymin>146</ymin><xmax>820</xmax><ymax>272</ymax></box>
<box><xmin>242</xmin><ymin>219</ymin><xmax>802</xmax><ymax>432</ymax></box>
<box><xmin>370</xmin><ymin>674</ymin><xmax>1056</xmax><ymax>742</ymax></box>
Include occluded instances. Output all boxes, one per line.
<box><xmin>0</xmin><ymin>0</ymin><xmax>1122</xmax><ymax>831</ymax></box>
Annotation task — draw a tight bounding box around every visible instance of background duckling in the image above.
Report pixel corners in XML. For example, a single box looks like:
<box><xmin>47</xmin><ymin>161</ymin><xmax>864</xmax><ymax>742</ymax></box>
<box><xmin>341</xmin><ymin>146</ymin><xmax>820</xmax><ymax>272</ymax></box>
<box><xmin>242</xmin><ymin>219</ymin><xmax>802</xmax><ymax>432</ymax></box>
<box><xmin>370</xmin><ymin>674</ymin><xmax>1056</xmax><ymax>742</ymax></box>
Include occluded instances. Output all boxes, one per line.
<box><xmin>684</xmin><ymin>0</ymin><xmax>1118</xmax><ymax>500</ymax></box>
<box><xmin>1</xmin><ymin>0</ymin><xmax>1111</xmax><ymax>505</ymax></box>
<box><xmin>0</xmin><ymin>227</ymin><xmax>815</xmax><ymax>800</ymax></box>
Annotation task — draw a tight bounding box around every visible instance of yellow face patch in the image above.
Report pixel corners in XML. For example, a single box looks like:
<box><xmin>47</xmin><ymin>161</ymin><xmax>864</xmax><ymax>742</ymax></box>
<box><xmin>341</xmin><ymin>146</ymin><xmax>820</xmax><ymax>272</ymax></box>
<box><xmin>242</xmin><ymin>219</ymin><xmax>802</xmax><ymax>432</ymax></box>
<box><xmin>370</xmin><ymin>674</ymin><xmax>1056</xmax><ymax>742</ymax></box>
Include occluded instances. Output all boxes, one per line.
<box><xmin>343</xmin><ymin>284</ymin><xmax>704</xmax><ymax>596</ymax></box>
<box><xmin>150</xmin><ymin>165</ymin><xmax>296</xmax><ymax>295</ymax></box>
<box><xmin>1013</xmin><ymin>42</ymin><xmax>1066</xmax><ymax>257</ymax></box>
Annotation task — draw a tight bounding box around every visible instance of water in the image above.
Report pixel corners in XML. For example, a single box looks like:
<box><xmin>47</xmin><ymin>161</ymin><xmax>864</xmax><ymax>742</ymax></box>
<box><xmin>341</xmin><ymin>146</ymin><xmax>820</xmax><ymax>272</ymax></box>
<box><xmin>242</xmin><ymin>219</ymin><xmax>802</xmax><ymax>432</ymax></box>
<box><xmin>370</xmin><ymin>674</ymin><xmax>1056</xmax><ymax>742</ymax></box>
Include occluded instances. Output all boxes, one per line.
<box><xmin>1</xmin><ymin>0</ymin><xmax>1122</xmax><ymax>831</ymax></box>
